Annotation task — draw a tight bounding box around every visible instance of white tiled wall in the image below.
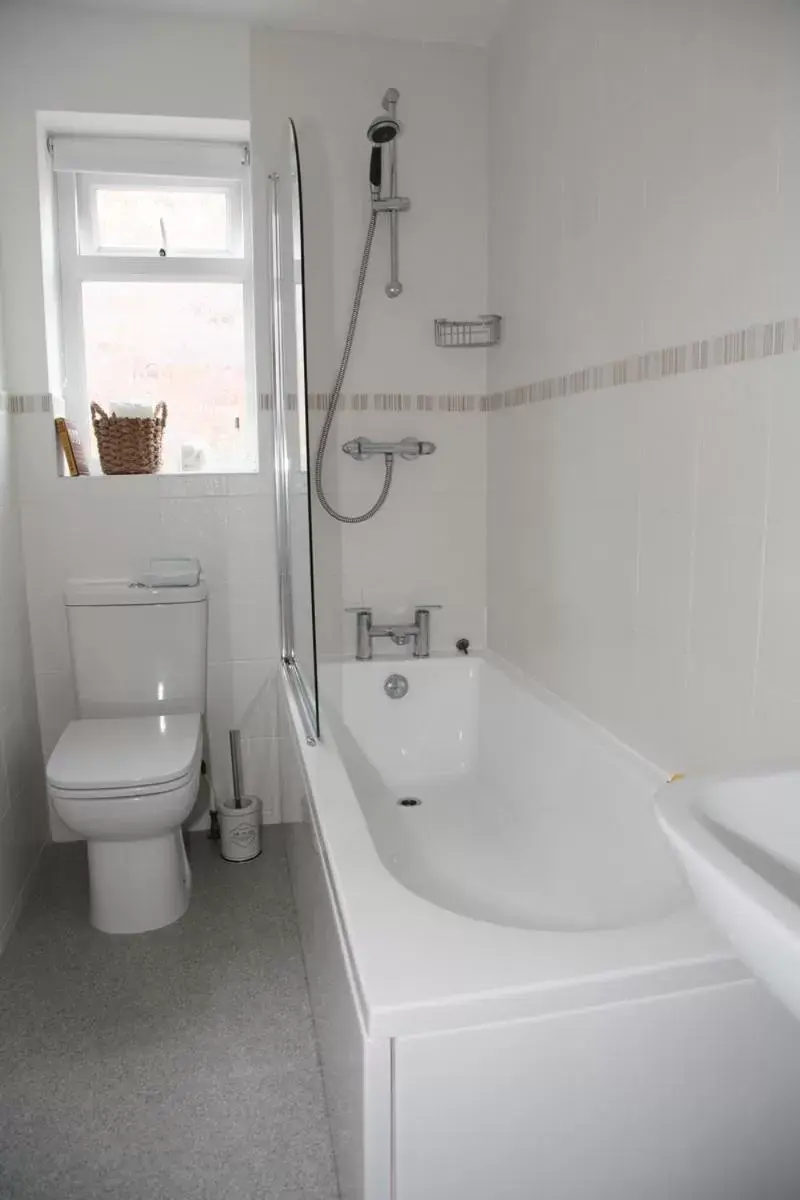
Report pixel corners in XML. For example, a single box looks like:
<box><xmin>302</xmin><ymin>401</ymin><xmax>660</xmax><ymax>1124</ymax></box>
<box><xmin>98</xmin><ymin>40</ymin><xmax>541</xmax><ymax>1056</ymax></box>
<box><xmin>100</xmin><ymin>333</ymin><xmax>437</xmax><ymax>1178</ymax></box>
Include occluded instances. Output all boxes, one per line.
<box><xmin>311</xmin><ymin>406</ymin><xmax>486</xmax><ymax>658</ymax></box>
<box><xmin>11</xmin><ymin>0</ymin><xmax>799</xmax><ymax>842</ymax></box>
<box><xmin>0</xmin><ymin>6</ymin><xmax>282</xmax><ymax>840</ymax></box>
<box><xmin>252</xmin><ymin>29</ymin><xmax>488</xmax><ymax>399</ymax></box>
<box><xmin>252</xmin><ymin>30</ymin><xmax>489</xmax><ymax>656</ymax></box>
<box><xmin>487</xmin><ymin>0</ymin><xmax>800</xmax><ymax>774</ymax></box>
<box><xmin>0</xmin><ymin>15</ymin><xmax>490</xmax><ymax>851</ymax></box>
<box><xmin>15</xmin><ymin>412</ymin><xmax>281</xmax><ymax>838</ymax></box>
<box><xmin>0</xmin><ymin>401</ymin><xmax>49</xmax><ymax>944</ymax></box>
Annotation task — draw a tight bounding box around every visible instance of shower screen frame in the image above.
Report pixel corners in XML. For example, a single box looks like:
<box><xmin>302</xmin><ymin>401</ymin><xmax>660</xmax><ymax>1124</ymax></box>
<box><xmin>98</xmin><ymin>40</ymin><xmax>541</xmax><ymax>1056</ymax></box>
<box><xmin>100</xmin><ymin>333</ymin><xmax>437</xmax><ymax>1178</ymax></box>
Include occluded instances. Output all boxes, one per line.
<box><xmin>268</xmin><ymin>119</ymin><xmax>320</xmax><ymax>745</ymax></box>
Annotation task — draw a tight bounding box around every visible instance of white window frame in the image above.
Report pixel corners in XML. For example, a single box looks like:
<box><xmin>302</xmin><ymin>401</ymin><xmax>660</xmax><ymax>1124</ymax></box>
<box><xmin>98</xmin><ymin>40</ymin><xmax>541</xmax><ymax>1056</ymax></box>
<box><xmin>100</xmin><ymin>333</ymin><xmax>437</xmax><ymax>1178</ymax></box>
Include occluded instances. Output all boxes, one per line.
<box><xmin>77</xmin><ymin>175</ymin><xmax>244</xmax><ymax>258</ymax></box>
<box><xmin>52</xmin><ymin>136</ymin><xmax>257</xmax><ymax>474</ymax></box>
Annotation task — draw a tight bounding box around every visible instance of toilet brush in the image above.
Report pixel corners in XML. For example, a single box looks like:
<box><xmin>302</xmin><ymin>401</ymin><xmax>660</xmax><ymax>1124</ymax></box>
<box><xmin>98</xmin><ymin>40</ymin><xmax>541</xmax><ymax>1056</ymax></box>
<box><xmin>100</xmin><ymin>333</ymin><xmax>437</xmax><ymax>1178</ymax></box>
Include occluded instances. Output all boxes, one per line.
<box><xmin>204</xmin><ymin>762</ymin><xmax>221</xmax><ymax>841</ymax></box>
<box><xmin>230</xmin><ymin>730</ymin><xmax>244</xmax><ymax>809</ymax></box>
<box><xmin>218</xmin><ymin>730</ymin><xmax>262</xmax><ymax>863</ymax></box>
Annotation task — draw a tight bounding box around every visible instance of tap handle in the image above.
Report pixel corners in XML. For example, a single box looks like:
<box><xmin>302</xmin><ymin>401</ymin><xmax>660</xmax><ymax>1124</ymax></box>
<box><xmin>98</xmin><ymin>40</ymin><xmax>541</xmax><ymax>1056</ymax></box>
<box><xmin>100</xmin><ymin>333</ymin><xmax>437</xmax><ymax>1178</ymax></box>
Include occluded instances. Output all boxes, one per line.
<box><xmin>348</xmin><ymin>606</ymin><xmax>373</xmax><ymax>661</ymax></box>
<box><xmin>414</xmin><ymin>605</ymin><xmax>442</xmax><ymax>615</ymax></box>
<box><xmin>346</xmin><ymin>606</ymin><xmax>372</xmax><ymax>632</ymax></box>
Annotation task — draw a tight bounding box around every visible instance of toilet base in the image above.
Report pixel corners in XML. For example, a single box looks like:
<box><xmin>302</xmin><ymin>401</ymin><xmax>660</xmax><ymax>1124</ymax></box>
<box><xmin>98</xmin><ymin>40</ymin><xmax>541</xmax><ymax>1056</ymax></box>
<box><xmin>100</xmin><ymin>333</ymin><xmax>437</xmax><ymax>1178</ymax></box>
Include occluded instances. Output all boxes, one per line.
<box><xmin>87</xmin><ymin>830</ymin><xmax>192</xmax><ymax>934</ymax></box>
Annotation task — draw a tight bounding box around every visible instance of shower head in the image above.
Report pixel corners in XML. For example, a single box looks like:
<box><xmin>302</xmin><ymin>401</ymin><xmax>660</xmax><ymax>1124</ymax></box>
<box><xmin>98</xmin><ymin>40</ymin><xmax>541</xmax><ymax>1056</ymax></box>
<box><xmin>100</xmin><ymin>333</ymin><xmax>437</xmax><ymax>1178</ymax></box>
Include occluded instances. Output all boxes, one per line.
<box><xmin>367</xmin><ymin>115</ymin><xmax>400</xmax><ymax>145</ymax></box>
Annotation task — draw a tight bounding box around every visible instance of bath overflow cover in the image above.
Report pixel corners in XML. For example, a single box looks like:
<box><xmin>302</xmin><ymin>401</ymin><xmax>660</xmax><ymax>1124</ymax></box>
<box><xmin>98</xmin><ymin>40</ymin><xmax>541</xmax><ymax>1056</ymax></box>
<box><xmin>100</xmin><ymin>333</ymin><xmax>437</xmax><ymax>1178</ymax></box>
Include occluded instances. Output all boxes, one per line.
<box><xmin>398</xmin><ymin>797</ymin><xmax>422</xmax><ymax>807</ymax></box>
<box><xmin>384</xmin><ymin>673</ymin><xmax>409</xmax><ymax>700</ymax></box>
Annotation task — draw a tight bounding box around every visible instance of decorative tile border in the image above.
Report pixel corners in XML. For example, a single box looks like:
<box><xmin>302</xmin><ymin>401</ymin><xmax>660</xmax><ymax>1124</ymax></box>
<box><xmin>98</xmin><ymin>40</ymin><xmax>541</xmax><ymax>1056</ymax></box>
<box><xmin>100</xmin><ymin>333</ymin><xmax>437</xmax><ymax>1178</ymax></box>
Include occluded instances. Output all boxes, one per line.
<box><xmin>259</xmin><ymin>391</ymin><xmax>486</xmax><ymax>413</ymax></box>
<box><xmin>3</xmin><ymin>391</ymin><xmax>485</xmax><ymax>415</ymax></box>
<box><xmin>315</xmin><ymin>391</ymin><xmax>486</xmax><ymax>412</ymax></box>
<box><xmin>487</xmin><ymin>317</ymin><xmax>800</xmax><ymax>412</ymax></box>
<box><xmin>0</xmin><ymin>392</ymin><xmax>54</xmax><ymax>414</ymax></box>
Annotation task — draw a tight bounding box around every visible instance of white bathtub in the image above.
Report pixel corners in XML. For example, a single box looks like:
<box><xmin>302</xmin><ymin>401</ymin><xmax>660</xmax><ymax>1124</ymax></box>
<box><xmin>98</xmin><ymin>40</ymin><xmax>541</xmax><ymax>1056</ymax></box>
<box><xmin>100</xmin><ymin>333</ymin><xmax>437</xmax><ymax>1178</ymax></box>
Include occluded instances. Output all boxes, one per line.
<box><xmin>280</xmin><ymin>651</ymin><xmax>800</xmax><ymax>1200</ymax></box>
<box><xmin>325</xmin><ymin>654</ymin><xmax>690</xmax><ymax>932</ymax></box>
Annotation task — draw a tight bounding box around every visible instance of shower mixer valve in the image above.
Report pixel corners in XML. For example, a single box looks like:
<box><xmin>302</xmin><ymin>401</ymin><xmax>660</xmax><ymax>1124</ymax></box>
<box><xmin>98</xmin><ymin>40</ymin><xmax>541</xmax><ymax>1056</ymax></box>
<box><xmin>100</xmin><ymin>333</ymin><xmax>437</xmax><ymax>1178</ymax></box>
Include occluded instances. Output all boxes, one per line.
<box><xmin>342</xmin><ymin>436</ymin><xmax>436</xmax><ymax>462</ymax></box>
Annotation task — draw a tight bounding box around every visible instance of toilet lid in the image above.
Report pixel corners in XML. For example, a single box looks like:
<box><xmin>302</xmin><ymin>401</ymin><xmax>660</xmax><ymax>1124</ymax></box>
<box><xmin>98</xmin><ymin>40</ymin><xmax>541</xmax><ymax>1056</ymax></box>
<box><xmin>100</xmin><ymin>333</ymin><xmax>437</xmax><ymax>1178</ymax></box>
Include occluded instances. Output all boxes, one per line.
<box><xmin>47</xmin><ymin>714</ymin><xmax>202</xmax><ymax>793</ymax></box>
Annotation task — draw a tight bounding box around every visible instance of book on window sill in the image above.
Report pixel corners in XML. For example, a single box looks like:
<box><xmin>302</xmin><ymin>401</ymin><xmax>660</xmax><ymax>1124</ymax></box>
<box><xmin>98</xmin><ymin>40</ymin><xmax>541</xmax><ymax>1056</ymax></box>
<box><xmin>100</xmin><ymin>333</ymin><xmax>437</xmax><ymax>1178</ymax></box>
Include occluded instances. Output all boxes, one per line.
<box><xmin>55</xmin><ymin>418</ymin><xmax>90</xmax><ymax>477</ymax></box>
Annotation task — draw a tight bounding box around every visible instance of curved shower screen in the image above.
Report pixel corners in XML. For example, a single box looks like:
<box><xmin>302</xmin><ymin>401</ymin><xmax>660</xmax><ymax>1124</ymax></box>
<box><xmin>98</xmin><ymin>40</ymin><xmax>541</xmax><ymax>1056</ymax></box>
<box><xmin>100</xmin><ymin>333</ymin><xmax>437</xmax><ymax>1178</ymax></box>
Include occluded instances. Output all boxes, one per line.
<box><xmin>269</xmin><ymin>119</ymin><xmax>320</xmax><ymax>743</ymax></box>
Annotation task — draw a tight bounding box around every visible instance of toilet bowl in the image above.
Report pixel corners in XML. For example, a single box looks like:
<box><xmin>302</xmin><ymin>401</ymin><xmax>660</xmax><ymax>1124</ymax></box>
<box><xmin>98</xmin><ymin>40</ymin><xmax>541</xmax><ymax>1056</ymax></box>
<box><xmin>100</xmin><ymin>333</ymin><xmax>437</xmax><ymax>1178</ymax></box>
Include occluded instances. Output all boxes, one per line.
<box><xmin>48</xmin><ymin>713</ymin><xmax>203</xmax><ymax>934</ymax></box>
<box><xmin>50</xmin><ymin>577</ymin><xmax>209</xmax><ymax>932</ymax></box>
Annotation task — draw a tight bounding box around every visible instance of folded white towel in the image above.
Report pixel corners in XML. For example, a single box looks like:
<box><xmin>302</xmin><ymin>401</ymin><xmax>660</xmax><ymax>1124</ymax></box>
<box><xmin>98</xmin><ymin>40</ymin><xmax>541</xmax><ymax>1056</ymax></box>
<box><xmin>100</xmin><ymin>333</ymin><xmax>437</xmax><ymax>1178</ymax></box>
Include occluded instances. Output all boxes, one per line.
<box><xmin>111</xmin><ymin>402</ymin><xmax>153</xmax><ymax>419</ymax></box>
<box><xmin>137</xmin><ymin>557</ymin><xmax>202</xmax><ymax>588</ymax></box>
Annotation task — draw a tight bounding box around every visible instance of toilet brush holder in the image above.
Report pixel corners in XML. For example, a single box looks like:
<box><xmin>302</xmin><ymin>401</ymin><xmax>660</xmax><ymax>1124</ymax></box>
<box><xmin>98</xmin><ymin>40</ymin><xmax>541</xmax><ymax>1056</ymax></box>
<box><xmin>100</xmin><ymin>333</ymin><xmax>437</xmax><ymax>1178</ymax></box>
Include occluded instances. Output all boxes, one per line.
<box><xmin>219</xmin><ymin>795</ymin><xmax>262</xmax><ymax>863</ymax></box>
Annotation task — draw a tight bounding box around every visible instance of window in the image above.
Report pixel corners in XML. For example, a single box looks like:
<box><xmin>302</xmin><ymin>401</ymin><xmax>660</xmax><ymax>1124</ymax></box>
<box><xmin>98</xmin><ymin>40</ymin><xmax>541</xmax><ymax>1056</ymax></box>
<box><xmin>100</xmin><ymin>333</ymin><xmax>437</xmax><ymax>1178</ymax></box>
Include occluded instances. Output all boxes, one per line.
<box><xmin>52</xmin><ymin>136</ymin><xmax>257</xmax><ymax>473</ymax></box>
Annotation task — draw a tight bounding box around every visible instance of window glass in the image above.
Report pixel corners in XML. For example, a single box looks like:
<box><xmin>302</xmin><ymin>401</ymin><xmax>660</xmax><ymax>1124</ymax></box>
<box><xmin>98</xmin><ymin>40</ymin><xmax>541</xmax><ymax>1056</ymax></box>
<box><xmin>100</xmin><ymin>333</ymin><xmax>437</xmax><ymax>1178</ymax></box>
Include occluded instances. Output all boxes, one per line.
<box><xmin>82</xmin><ymin>281</ymin><xmax>248</xmax><ymax>470</ymax></box>
<box><xmin>94</xmin><ymin>188</ymin><xmax>229</xmax><ymax>253</ymax></box>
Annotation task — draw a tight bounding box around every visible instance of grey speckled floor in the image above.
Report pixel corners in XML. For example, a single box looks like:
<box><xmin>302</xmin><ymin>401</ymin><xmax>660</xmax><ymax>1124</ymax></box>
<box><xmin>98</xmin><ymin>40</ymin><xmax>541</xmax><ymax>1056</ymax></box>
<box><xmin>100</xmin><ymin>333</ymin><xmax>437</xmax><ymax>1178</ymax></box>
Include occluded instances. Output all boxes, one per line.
<box><xmin>0</xmin><ymin>831</ymin><xmax>340</xmax><ymax>1200</ymax></box>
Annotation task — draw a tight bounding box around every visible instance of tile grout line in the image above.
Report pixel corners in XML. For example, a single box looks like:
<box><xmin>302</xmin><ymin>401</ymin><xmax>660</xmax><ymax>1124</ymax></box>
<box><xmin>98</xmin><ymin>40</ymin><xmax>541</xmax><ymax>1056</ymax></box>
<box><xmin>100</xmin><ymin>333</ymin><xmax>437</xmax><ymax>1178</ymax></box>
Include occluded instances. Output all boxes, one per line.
<box><xmin>750</xmin><ymin>394</ymin><xmax>775</xmax><ymax>721</ymax></box>
<box><xmin>683</xmin><ymin>389</ymin><xmax>703</xmax><ymax>730</ymax></box>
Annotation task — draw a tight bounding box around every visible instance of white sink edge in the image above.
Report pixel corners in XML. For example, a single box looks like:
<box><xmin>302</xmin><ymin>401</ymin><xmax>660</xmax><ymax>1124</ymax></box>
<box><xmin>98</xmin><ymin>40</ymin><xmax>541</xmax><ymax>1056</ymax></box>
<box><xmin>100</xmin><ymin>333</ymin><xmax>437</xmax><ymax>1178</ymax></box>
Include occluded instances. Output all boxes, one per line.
<box><xmin>656</xmin><ymin>772</ymin><xmax>800</xmax><ymax>1020</ymax></box>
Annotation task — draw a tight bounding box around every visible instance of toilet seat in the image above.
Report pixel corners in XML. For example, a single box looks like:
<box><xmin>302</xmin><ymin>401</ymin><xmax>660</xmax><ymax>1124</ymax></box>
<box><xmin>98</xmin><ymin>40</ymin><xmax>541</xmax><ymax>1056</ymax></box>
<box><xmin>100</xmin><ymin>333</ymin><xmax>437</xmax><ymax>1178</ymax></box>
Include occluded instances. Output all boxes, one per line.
<box><xmin>48</xmin><ymin>769</ymin><xmax>198</xmax><ymax>803</ymax></box>
<box><xmin>47</xmin><ymin>713</ymin><xmax>203</xmax><ymax>799</ymax></box>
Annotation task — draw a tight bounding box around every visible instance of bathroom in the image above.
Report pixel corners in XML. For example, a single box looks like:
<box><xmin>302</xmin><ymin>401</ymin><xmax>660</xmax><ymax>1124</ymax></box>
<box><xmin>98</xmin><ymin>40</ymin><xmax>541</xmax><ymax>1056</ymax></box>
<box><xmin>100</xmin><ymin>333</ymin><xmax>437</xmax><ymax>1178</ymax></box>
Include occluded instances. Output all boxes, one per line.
<box><xmin>2</xmin><ymin>0</ymin><xmax>800</xmax><ymax>1195</ymax></box>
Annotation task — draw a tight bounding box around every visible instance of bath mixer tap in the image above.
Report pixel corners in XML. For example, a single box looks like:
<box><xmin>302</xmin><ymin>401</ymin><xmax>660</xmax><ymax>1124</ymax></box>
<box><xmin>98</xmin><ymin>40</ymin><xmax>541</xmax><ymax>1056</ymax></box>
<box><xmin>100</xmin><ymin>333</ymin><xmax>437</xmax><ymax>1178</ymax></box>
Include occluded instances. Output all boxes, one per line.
<box><xmin>350</xmin><ymin>607</ymin><xmax>439</xmax><ymax>661</ymax></box>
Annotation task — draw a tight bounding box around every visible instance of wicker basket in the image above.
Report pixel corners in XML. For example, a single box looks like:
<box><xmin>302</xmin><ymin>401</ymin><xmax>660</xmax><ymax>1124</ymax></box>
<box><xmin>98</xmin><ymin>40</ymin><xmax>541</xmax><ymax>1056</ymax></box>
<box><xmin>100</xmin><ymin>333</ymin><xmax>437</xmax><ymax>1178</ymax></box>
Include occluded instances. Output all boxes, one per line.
<box><xmin>91</xmin><ymin>402</ymin><xmax>167</xmax><ymax>475</ymax></box>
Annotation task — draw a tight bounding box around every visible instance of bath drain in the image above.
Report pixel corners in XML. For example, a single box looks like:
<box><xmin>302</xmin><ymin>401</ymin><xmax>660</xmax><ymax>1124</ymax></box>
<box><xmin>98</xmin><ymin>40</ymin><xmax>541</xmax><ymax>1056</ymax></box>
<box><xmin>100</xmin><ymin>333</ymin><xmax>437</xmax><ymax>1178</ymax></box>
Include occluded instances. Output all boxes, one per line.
<box><xmin>384</xmin><ymin>673</ymin><xmax>409</xmax><ymax>700</ymax></box>
<box><xmin>398</xmin><ymin>797</ymin><xmax>422</xmax><ymax>808</ymax></box>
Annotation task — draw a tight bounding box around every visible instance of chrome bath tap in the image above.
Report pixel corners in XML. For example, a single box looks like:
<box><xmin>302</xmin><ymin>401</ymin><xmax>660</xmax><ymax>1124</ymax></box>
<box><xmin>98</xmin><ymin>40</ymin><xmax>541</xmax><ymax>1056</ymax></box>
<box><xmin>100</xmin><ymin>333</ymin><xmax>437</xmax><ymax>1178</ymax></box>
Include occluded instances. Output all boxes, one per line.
<box><xmin>350</xmin><ymin>607</ymin><xmax>438</xmax><ymax>661</ymax></box>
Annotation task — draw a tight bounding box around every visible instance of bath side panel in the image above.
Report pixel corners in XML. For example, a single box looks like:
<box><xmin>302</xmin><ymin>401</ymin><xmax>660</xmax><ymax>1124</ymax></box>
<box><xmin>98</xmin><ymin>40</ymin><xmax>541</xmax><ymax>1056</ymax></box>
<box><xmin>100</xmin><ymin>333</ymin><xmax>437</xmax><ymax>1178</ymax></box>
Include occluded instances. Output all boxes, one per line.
<box><xmin>280</xmin><ymin>710</ymin><xmax>392</xmax><ymax>1200</ymax></box>
<box><xmin>393</xmin><ymin>979</ymin><xmax>800</xmax><ymax>1200</ymax></box>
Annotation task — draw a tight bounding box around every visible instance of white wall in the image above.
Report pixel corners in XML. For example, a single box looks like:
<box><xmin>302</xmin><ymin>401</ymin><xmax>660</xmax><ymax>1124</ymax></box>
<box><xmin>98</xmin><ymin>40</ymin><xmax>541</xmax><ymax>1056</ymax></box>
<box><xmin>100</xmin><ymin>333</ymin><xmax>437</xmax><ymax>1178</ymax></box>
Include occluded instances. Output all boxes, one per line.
<box><xmin>0</xmin><ymin>4</ymin><xmax>281</xmax><ymax>837</ymax></box>
<box><xmin>9</xmin><ymin>0</ymin><xmax>799</xmax><ymax>818</ymax></box>
<box><xmin>252</xmin><ymin>29</ymin><xmax>487</xmax><ymax>397</ymax></box>
<box><xmin>252</xmin><ymin>29</ymin><xmax>488</xmax><ymax>658</ymax></box>
<box><xmin>15</xmin><ymin>425</ymin><xmax>281</xmax><ymax>838</ymax></box>
<box><xmin>0</xmin><ymin>3</ymin><xmax>251</xmax><ymax>396</ymax></box>
<box><xmin>486</xmin><ymin>0</ymin><xmax>800</xmax><ymax>774</ymax></box>
<box><xmin>0</xmin><ymin>7</ymin><xmax>490</xmax><ymax>842</ymax></box>
<box><xmin>0</xmin><ymin>263</ymin><xmax>49</xmax><ymax>949</ymax></box>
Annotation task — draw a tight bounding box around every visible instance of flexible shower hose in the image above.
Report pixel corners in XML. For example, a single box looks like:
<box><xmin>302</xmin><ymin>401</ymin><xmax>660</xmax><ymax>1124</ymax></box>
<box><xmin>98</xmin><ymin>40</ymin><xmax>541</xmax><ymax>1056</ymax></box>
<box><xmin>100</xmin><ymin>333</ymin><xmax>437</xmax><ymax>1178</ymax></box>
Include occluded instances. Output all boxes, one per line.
<box><xmin>314</xmin><ymin>210</ymin><xmax>394</xmax><ymax>523</ymax></box>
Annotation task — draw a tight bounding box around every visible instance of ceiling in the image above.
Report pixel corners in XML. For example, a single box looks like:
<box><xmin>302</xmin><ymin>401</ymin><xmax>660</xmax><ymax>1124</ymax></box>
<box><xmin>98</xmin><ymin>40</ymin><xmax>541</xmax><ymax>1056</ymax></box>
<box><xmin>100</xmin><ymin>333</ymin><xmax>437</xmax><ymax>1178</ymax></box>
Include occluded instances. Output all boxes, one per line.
<box><xmin>36</xmin><ymin>0</ymin><xmax>511</xmax><ymax>46</ymax></box>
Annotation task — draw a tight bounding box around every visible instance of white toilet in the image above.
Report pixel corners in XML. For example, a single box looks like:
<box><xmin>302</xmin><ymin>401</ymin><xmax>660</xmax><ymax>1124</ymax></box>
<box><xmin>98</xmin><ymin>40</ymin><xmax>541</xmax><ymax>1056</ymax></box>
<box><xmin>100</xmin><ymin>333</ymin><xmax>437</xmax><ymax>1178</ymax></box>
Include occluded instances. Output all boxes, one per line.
<box><xmin>46</xmin><ymin>579</ymin><xmax>208</xmax><ymax>935</ymax></box>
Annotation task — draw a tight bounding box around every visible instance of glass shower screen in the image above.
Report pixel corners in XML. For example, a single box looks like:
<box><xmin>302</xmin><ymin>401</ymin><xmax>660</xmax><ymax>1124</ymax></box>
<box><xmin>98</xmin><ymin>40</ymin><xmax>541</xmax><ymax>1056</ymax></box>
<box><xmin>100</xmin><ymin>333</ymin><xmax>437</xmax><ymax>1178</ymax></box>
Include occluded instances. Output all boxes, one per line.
<box><xmin>269</xmin><ymin>119</ymin><xmax>320</xmax><ymax>742</ymax></box>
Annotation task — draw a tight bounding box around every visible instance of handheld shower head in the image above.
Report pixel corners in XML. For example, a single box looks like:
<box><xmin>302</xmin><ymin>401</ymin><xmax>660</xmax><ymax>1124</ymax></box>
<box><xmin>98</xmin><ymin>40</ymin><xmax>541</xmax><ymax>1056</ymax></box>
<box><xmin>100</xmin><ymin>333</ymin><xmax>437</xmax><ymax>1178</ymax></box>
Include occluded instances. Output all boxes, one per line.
<box><xmin>367</xmin><ymin>113</ymin><xmax>399</xmax><ymax>193</ymax></box>
<box><xmin>369</xmin><ymin>145</ymin><xmax>383</xmax><ymax>191</ymax></box>
<box><xmin>365</xmin><ymin>87</ymin><xmax>407</xmax><ymax>299</ymax></box>
<box><xmin>367</xmin><ymin>115</ymin><xmax>400</xmax><ymax>145</ymax></box>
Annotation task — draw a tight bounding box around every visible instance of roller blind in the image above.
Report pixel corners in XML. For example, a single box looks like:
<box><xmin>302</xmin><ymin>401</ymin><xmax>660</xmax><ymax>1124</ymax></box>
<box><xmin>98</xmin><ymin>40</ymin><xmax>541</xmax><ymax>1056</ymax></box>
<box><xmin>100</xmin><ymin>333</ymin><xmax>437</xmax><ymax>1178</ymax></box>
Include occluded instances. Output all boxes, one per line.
<box><xmin>49</xmin><ymin>136</ymin><xmax>248</xmax><ymax>181</ymax></box>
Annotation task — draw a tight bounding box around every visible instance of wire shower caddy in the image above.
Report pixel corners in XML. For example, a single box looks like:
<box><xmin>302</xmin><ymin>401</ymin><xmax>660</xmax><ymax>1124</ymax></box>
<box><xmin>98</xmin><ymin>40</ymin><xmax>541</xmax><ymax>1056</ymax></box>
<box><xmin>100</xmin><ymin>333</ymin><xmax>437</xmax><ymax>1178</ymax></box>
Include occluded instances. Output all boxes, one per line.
<box><xmin>434</xmin><ymin>314</ymin><xmax>502</xmax><ymax>348</ymax></box>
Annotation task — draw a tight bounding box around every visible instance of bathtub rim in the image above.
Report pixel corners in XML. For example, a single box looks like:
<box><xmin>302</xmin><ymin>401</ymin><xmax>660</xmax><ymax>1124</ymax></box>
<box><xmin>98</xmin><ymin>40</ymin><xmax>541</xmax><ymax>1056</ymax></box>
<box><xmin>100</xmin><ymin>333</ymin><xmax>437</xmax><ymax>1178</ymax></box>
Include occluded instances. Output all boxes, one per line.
<box><xmin>281</xmin><ymin>651</ymin><xmax>747</xmax><ymax>1039</ymax></box>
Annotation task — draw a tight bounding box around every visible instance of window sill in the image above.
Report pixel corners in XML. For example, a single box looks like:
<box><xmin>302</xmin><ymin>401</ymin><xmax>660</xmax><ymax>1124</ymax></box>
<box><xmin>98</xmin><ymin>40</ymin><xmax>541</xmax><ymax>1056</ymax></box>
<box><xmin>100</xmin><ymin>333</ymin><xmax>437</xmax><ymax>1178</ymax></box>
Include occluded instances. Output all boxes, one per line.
<box><xmin>78</xmin><ymin>465</ymin><xmax>260</xmax><ymax>477</ymax></box>
<box><xmin>75</xmin><ymin>452</ymin><xmax>259</xmax><ymax>479</ymax></box>
<box><xmin>55</xmin><ymin>467</ymin><xmax>269</xmax><ymax>497</ymax></box>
